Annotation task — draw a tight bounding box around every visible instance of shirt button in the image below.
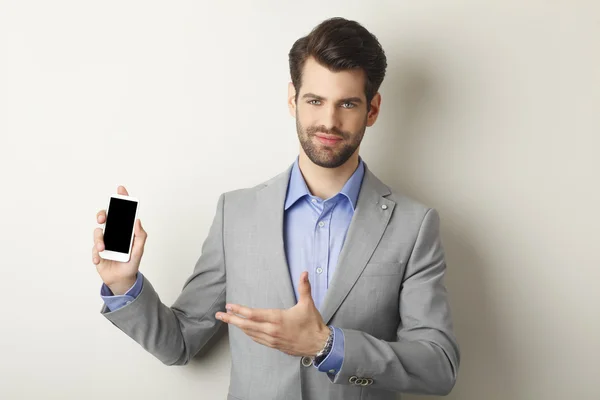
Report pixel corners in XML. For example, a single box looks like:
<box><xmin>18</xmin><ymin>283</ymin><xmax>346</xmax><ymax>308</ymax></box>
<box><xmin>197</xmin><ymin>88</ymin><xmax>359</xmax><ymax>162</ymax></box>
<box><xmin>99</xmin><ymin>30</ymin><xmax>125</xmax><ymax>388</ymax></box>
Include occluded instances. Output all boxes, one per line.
<box><xmin>316</xmin><ymin>267</ymin><xmax>323</xmax><ymax>274</ymax></box>
<box><xmin>329</xmin><ymin>369</ymin><xmax>336</xmax><ymax>374</ymax></box>
<box><xmin>318</xmin><ymin>221</ymin><xmax>325</xmax><ymax>227</ymax></box>
<box><xmin>311</xmin><ymin>198</ymin><xmax>317</xmax><ymax>203</ymax></box>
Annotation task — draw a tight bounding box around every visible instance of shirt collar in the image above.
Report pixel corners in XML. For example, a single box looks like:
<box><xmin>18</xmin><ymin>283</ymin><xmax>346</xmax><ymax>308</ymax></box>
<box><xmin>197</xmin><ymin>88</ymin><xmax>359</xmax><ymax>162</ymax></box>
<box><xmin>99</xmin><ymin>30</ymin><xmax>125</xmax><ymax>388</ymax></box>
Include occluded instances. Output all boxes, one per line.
<box><xmin>284</xmin><ymin>156</ymin><xmax>365</xmax><ymax>211</ymax></box>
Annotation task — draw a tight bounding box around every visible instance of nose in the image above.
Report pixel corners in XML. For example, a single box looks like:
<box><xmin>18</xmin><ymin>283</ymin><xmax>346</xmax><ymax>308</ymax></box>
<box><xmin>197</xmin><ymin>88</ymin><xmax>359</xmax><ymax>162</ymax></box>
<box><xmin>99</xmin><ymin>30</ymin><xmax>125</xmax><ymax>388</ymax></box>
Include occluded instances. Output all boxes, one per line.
<box><xmin>321</xmin><ymin>104</ymin><xmax>341</xmax><ymax>131</ymax></box>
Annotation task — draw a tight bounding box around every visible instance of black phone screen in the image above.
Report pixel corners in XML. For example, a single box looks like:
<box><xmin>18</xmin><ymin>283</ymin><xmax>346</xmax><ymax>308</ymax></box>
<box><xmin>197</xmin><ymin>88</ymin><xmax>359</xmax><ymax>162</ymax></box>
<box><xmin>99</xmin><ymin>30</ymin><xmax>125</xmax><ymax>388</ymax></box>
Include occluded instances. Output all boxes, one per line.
<box><xmin>104</xmin><ymin>197</ymin><xmax>138</xmax><ymax>254</ymax></box>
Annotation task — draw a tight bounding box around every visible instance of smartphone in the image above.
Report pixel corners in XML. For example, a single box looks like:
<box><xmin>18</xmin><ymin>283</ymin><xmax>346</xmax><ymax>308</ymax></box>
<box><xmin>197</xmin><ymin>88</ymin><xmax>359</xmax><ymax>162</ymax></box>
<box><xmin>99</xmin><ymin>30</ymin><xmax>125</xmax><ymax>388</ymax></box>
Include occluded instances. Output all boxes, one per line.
<box><xmin>99</xmin><ymin>193</ymin><xmax>139</xmax><ymax>262</ymax></box>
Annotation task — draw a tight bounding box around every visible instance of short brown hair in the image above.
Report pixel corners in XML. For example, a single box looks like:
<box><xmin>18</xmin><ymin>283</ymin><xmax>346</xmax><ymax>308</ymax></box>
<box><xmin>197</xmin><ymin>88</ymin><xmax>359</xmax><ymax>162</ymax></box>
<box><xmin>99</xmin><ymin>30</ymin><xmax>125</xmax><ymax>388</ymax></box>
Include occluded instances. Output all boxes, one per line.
<box><xmin>288</xmin><ymin>17</ymin><xmax>387</xmax><ymax>111</ymax></box>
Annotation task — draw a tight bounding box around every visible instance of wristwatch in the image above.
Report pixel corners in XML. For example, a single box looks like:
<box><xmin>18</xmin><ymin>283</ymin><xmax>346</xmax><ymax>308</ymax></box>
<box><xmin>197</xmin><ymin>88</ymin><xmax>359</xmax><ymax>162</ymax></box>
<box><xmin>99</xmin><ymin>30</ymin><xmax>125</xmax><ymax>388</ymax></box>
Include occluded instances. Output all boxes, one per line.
<box><xmin>314</xmin><ymin>326</ymin><xmax>334</xmax><ymax>365</ymax></box>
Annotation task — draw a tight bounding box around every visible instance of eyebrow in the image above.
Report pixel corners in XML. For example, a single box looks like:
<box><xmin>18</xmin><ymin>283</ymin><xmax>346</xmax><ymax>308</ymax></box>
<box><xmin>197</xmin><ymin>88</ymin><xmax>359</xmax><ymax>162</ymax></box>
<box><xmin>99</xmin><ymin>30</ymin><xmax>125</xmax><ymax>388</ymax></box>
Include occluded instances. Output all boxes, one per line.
<box><xmin>301</xmin><ymin>93</ymin><xmax>364</xmax><ymax>104</ymax></box>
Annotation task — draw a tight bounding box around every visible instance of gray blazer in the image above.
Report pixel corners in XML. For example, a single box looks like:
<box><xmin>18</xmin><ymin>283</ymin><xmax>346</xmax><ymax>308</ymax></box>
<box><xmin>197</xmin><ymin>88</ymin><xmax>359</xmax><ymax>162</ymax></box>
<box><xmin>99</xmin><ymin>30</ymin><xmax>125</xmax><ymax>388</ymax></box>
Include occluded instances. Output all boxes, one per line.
<box><xmin>101</xmin><ymin>162</ymin><xmax>460</xmax><ymax>400</ymax></box>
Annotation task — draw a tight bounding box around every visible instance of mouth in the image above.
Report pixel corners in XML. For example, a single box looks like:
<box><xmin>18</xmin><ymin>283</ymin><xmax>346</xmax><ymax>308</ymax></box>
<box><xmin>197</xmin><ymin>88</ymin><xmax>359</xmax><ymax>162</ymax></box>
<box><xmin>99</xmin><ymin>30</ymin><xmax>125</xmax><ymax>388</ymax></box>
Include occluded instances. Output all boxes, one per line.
<box><xmin>314</xmin><ymin>134</ymin><xmax>343</xmax><ymax>146</ymax></box>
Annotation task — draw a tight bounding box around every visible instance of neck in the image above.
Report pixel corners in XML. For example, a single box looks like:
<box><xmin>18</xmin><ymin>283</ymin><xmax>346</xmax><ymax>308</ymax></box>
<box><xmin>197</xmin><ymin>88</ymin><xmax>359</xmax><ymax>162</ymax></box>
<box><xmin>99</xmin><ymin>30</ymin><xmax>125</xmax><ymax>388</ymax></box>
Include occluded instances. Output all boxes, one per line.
<box><xmin>297</xmin><ymin>150</ymin><xmax>360</xmax><ymax>200</ymax></box>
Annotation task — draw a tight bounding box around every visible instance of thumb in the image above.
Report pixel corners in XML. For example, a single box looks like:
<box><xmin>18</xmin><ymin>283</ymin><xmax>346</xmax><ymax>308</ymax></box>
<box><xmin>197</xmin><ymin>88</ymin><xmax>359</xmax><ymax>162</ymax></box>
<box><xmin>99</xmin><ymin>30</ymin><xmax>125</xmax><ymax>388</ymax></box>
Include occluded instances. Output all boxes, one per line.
<box><xmin>131</xmin><ymin>219</ymin><xmax>147</xmax><ymax>257</ymax></box>
<box><xmin>117</xmin><ymin>185</ymin><xmax>129</xmax><ymax>196</ymax></box>
<box><xmin>298</xmin><ymin>271</ymin><xmax>313</xmax><ymax>304</ymax></box>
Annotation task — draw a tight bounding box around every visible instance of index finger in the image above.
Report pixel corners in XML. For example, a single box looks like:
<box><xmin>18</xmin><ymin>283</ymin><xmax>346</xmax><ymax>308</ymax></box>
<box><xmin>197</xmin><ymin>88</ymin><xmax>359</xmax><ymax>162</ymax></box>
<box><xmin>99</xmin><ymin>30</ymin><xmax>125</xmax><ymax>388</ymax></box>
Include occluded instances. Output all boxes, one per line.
<box><xmin>226</xmin><ymin>304</ymin><xmax>278</xmax><ymax>323</ymax></box>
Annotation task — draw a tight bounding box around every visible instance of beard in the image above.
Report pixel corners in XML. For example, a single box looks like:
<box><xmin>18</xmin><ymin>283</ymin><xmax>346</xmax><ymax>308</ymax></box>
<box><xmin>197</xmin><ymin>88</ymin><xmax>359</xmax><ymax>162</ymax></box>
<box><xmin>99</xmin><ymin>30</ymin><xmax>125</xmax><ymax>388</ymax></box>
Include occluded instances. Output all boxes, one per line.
<box><xmin>296</xmin><ymin>112</ymin><xmax>367</xmax><ymax>169</ymax></box>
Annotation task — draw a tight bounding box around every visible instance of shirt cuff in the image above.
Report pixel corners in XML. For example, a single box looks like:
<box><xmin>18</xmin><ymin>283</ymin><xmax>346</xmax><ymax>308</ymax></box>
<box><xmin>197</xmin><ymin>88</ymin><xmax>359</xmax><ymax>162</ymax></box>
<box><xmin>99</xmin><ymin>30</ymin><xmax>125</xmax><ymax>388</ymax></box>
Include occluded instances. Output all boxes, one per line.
<box><xmin>100</xmin><ymin>272</ymin><xmax>144</xmax><ymax>312</ymax></box>
<box><xmin>313</xmin><ymin>325</ymin><xmax>344</xmax><ymax>378</ymax></box>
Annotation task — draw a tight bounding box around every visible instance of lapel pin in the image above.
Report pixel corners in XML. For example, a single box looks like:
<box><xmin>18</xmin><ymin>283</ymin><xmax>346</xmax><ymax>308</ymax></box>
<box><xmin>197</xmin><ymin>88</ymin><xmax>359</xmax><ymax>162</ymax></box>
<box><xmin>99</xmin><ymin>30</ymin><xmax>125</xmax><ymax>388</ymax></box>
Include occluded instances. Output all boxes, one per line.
<box><xmin>381</xmin><ymin>204</ymin><xmax>388</xmax><ymax>210</ymax></box>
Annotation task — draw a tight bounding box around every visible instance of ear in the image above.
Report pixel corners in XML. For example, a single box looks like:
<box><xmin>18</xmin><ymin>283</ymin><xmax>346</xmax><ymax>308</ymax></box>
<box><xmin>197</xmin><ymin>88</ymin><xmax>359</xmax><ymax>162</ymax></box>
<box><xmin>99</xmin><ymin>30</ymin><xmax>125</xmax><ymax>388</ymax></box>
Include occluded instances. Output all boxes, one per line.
<box><xmin>288</xmin><ymin>82</ymin><xmax>297</xmax><ymax>118</ymax></box>
<box><xmin>366</xmin><ymin>92</ymin><xmax>382</xmax><ymax>127</ymax></box>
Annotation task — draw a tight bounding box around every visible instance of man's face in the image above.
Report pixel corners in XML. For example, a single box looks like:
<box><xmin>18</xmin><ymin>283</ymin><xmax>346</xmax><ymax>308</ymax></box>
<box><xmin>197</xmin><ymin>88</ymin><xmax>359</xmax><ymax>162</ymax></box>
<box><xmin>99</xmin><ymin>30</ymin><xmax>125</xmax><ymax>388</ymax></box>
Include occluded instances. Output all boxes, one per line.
<box><xmin>288</xmin><ymin>57</ymin><xmax>380</xmax><ymax>169</ymax></box>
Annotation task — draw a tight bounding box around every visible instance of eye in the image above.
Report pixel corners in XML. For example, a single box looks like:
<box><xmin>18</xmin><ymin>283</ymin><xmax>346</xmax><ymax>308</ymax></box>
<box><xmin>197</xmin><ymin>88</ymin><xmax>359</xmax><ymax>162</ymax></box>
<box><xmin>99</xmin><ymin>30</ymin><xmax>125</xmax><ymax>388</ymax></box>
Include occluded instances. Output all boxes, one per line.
<box><xmin>308</xmin><ymin>100</ymin><xmax>321</xmax><ymax>105</ymax></box>
<box><xmin>341</xmin><ymin>102</ymin><xmax>356</xmax><ymax>109</ymax></box>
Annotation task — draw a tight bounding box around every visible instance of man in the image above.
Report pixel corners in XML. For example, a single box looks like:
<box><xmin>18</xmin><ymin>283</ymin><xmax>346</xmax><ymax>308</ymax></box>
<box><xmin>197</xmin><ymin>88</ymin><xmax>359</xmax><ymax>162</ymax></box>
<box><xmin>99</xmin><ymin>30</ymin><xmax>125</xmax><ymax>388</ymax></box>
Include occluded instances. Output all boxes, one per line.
<box><xmin>92</xmin><ymin>17</ymin><xmax>460</xmax><ymax>400</ymax></box>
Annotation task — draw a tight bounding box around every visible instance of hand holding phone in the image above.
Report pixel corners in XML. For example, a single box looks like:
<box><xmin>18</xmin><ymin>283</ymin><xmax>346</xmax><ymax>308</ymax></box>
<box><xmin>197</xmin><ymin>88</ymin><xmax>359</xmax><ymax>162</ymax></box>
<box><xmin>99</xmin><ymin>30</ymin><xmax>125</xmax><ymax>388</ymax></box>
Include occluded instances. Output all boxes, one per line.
<box><xmin>92</xmin><ymin>185</ymin><xmax>148</xmax><ymax>295</ymax></box>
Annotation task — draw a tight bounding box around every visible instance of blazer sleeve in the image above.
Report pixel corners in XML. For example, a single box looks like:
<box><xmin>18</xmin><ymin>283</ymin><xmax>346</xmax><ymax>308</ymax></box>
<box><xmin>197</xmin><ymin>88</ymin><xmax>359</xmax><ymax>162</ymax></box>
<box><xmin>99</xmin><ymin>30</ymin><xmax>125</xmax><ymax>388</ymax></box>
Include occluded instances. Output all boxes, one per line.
<box><xmin>99</xmin><ymin>193</ymin><xmax>227</xmax><ymax>366</ymax></box>
<box><xmin>331</xmin><ymin>208</ymin><xmax>460</xmax><ymax>395</ymax></box>
<box><xmin>99</xmin><ymin>271</ymin><xmax>144</xmax><ymax>312</ymax></box>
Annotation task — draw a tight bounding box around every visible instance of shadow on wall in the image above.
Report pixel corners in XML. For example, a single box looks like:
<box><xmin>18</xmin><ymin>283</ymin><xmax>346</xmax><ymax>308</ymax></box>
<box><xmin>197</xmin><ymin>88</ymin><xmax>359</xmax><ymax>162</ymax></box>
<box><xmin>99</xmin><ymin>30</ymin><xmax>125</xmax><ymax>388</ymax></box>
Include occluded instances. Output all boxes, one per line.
<box><xmin>376</xmin><ymin>56</ymin><xmax>519</xmax><ymax>400</ymax></box>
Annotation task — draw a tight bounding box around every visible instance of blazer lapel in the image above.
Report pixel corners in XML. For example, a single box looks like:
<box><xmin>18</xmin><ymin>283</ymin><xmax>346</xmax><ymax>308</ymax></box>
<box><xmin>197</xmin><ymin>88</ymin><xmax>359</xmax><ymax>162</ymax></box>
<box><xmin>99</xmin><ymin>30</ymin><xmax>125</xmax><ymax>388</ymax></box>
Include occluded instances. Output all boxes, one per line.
<box><xmin>319</xmin><ymin>165</ymin><xmax>395</xmax><ymax>325</ymax></box>
<box><xmin>256</xmin><ymin>164</ymin><xmax>297</xmax><ymax>309</ymax></box>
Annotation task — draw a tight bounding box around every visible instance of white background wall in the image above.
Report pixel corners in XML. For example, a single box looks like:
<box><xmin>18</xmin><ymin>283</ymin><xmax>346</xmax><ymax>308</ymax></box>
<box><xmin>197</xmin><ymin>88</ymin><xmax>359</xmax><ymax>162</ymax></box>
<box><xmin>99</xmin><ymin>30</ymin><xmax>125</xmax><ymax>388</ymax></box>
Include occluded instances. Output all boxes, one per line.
<box><xmin>1</xmin><ymin>1</ymin><xmax>598</xmax><ymax>399</ymax></box>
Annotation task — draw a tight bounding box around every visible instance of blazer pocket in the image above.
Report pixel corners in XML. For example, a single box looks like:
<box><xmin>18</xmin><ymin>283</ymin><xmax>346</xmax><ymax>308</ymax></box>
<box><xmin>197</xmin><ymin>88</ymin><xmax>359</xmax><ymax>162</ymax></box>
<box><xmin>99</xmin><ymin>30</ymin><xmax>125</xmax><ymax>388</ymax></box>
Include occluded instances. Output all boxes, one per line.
<box><xmin>361</xmin><ymin>262</ymin><xmax>403</xmax><ymax>276</ymax></box>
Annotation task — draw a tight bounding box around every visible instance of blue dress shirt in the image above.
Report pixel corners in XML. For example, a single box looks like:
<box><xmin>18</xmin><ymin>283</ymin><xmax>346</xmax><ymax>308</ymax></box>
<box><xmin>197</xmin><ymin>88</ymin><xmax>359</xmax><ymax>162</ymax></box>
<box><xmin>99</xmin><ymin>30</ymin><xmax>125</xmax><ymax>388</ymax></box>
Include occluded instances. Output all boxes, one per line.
<box><xmin>100</xmin><ymin>156</ymin><xmax>366</xmax><ymax>378</ymax></box>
